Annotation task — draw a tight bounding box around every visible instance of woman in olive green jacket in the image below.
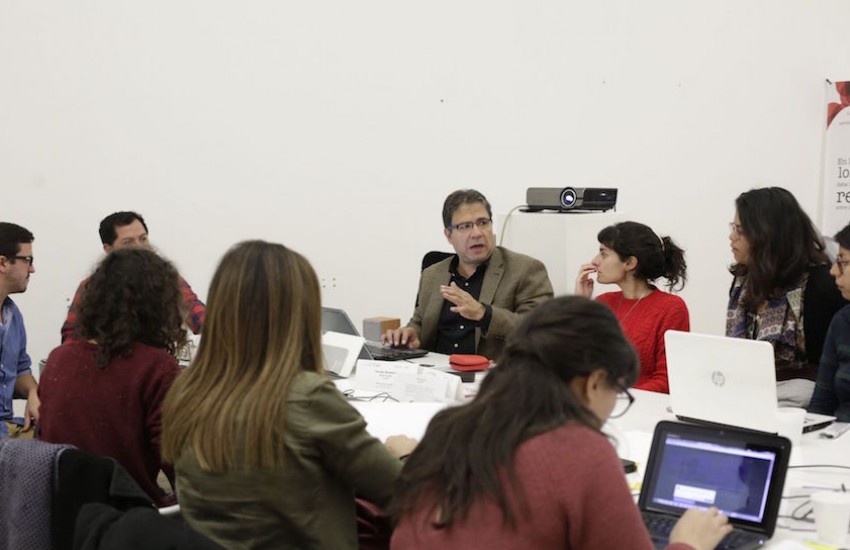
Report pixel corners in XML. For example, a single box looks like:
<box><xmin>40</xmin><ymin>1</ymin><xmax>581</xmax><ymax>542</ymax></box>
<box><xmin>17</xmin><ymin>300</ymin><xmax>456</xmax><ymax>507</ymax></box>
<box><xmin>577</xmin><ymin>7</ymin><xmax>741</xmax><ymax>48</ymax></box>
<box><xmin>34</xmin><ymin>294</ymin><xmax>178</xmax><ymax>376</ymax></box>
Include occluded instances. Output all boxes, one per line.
<box><xmin>161</xmin><ymin>240</ymin><xmax>415</xmax><ymax>550</ymax></box>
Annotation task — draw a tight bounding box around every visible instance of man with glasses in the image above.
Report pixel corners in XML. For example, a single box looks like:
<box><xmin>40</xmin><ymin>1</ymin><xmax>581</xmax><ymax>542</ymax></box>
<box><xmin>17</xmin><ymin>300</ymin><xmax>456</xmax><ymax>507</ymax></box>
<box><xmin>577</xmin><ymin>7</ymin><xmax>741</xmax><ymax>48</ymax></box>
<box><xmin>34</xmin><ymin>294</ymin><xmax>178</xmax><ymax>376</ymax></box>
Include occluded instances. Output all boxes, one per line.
<box><xmin>0</xmin><ymin>222</ymin><xmax>39</xmax><ymax>438</ymax></box>
<box><xmin>61</xmin><ymin>211</ymin><xmax>205</xmax><ymax>342</ymax></box>
<box><xmin>383</xmin><ymin>189</ymin><xmax>553</xmax><ymax>359</ymax></box>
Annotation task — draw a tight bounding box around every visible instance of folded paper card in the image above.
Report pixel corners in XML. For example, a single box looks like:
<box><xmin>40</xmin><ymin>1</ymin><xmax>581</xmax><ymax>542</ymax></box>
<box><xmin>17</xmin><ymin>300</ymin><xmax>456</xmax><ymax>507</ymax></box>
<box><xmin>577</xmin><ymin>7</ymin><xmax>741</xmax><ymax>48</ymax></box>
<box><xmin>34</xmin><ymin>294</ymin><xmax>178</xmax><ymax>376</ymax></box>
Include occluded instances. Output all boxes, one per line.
<box><xmin>355</xmin><ymin>360</ymin><xmax>462</xmax><ymax>402</ymax></box>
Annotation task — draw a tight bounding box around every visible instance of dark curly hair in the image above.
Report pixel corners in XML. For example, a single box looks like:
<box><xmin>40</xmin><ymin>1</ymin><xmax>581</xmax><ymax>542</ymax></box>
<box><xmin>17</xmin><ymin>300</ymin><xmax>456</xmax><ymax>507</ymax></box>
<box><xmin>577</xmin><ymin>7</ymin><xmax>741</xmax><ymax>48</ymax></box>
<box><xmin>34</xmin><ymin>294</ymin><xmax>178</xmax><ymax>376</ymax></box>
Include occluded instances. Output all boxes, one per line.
<box><xmin>77</xmin><ymin>248</ymin><xmax>187</xmax><ymax>368</ymax></box>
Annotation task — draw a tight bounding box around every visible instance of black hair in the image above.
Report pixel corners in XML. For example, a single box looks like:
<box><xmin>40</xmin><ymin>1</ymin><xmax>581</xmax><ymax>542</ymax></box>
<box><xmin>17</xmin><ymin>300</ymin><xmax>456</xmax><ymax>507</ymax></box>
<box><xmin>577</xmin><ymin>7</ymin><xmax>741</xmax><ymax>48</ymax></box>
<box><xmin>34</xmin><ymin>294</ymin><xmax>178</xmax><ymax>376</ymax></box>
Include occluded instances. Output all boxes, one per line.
<box><xmin>98</xmin><ymin>211</ymin><xmax>148</xmax><ymax>246</ymax></box>
<box><xmin>730</xmin><ymin>187</ymin><xmax>828</xmax><ymax>308</ymax></box>
<box><xmin>442</xmin><ymin>189</ymin><xmax>493</xmax><ymax>228</ymax></box>
<box><xmin>393</xmin><ymin>296</ymin><xmax>639</xmax><ymax>530</ymax></box>
<box><xmin>834</xmin><ymin>223</ymin><xmax>850</xmax><ymax>250</ymax></box>
<box><xmin>0</xmin><ymin>222</ymin><xmax>34</xmax><ymax>260</ymax></box>
<box><xmin>77</xmin><ymin>248</ymin><xmax>187</xmax><ymax>368</ymax></box>
<box><xmin>597</xmin><ymin>221</ymin><xmax>687</xmax><ymax>291</ymax></box>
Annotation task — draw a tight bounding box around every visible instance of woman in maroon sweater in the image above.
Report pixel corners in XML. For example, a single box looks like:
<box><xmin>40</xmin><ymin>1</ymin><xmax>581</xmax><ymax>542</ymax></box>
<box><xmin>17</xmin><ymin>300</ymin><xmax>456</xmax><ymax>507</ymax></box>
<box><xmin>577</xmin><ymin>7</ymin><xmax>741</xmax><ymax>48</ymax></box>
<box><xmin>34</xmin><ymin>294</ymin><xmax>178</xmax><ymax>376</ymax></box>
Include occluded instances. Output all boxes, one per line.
<box><xmin>392</xmin><ymin>296</ymin><xmax>730</xmax><ymax>550</ymax></box>
<box><xmin>39</xmin><ymin>248</ymin><xmax>187</xmax><ymax>507</ymax></box>
<box><xmin>575</xmin><ymin>221</ymin><xmax>689</xmax><ymax>393</ymax></box>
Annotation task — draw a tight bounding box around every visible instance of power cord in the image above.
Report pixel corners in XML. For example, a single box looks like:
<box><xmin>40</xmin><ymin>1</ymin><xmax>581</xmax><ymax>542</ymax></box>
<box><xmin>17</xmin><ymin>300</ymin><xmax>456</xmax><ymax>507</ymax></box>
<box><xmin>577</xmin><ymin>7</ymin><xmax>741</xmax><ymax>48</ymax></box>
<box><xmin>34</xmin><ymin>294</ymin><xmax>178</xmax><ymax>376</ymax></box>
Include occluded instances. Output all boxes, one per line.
<box><xmin>497</xmin><ymin>204</ymin><xmax>526</xmax><ymax>247</ymax></box>
<box><xmin>341</xmin><ymin>389</ymin><xmax>399</xmax><ymax>402</ymax></box>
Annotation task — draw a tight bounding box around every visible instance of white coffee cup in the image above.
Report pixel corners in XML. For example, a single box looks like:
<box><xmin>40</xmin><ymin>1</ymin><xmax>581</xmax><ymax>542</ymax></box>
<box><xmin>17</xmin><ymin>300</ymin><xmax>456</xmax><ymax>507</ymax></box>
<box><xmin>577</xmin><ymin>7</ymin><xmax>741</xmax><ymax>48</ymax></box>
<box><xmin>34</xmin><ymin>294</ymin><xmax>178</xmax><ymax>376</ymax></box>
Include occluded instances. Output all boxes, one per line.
<box><xmin>776</xmin><ymin>407</ymin><xmax>806</xmax><ymax>447</ymax></box>
<box><xmin>811</xmin><ymin>491</ymin><xmax>850</xmax><ymax>545</ymax></box>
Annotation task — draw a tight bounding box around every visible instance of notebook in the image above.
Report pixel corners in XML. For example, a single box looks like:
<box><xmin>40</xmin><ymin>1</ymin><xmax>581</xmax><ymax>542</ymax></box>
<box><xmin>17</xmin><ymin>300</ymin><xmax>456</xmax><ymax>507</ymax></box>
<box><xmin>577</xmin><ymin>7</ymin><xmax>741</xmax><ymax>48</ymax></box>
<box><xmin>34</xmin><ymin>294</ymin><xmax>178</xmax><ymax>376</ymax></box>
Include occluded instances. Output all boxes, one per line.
<box><xmin>321</xmin><ymin>307</ymin><xmax>429</xmax><ymax>362</ymax></box>
<box><xmin>665</xmin><ymin>331</ymin><xmax>836</xmax><ymax>434</ymax></box>
<box><xmin>639</xmin><ymin>421</ymin><xmax>791</xmax><ymax>550</ymax></box>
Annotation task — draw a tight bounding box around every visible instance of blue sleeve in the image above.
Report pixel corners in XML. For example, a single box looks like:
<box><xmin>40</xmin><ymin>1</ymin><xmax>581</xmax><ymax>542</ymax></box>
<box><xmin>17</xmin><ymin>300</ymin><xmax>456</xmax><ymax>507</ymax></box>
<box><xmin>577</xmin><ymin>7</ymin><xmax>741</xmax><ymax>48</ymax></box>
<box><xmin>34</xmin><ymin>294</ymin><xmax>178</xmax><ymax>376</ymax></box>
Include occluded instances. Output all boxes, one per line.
<box><xmin>14</xmin><ymin>309</ymin><xmax>32</xmax><ymax>378</ymax></box>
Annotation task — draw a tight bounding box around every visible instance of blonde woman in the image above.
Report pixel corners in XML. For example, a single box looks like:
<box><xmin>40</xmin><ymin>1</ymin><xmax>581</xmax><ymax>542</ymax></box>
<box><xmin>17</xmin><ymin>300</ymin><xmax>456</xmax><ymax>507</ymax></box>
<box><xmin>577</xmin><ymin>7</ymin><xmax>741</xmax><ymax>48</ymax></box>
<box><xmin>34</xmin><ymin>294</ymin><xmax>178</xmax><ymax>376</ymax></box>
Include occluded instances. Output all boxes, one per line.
<box><xmin>162</xmin><ymin>241</ymin><xmax>415</xmax><ymax>549</ymax></box>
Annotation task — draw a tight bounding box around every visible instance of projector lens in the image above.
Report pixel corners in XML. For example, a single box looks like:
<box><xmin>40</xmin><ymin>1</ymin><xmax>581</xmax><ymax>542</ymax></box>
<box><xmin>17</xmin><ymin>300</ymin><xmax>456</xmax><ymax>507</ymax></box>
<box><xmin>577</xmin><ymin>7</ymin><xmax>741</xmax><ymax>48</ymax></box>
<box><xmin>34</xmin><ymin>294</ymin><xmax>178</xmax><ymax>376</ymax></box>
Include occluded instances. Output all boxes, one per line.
<box><xmin>560</xmin><ymin>188</ymin><xmax>577</xmax><ymax>208</ymax></box>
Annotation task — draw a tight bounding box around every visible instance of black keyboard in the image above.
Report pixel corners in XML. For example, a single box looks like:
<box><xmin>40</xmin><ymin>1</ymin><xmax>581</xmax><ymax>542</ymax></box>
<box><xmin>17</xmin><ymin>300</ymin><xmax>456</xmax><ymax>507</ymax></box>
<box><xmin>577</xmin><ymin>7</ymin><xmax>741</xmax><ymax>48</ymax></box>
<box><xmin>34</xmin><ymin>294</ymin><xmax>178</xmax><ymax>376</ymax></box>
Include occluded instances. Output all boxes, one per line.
<box><xmin>642</xmin><ymin>512</ymin><xmax>765</xmax><ymax>550</ymax></box>
<box><xmin>364</xmin><ymin>343</ymin><xmax>428</xmax><ymax>361</ymax></box>
<box><xmin>643</xmin><ymin>512</ymin><xmax>677</xmax><ymax>544</ymax></box>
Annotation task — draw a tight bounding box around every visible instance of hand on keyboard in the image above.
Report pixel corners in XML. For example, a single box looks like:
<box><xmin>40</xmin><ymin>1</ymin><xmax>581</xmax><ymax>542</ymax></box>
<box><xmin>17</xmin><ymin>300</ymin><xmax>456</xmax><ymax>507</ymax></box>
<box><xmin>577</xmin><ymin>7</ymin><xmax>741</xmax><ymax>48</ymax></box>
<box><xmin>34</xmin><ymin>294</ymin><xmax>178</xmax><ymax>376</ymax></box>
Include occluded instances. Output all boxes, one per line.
<box><xmin>669</xmin><ymin>508</ymin><xmax>733</xmax><ymax>550</ymax></box>
<box><xmin>380</xmin><ymin>327</ymin><xmax>421</xmax><ymax>349</ymax></box>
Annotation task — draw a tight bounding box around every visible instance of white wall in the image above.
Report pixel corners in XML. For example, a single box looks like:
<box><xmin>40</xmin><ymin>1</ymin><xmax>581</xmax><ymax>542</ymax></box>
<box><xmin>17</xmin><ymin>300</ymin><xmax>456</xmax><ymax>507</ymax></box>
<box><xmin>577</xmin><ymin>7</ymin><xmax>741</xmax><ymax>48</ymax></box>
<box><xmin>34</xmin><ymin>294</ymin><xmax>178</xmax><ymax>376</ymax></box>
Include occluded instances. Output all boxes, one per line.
<box><xmin>2</xmin><ymin>1</ymin><xmax>850</xmax><ymax>365</ymax></box>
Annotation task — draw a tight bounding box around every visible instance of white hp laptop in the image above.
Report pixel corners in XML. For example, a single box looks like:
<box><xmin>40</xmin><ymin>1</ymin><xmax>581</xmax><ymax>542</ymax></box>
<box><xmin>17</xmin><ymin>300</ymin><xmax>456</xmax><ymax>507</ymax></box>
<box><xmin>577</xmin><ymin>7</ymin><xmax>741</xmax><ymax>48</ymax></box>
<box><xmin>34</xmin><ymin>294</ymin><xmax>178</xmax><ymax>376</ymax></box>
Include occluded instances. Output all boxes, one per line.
<box><xmin>665</xmin><ymin>331</ymin><xmax>835</xmax><ymax>434</ymax></box>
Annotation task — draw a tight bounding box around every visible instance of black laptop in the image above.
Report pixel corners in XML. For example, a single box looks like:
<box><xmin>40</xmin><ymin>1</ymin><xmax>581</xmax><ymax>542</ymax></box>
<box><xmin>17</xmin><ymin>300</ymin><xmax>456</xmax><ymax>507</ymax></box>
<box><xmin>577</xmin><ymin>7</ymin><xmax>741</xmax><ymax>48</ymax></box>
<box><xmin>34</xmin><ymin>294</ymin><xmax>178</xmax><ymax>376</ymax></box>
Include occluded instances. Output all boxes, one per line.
<box><xmin>321</xmin><ymin>307</ymin><xmax>429</xmax><ymax>362</ymax></box>
<box><xmin>639</xmin><ymin>421</ymin><xmax>791</xmax><ymax>550</ymax></box>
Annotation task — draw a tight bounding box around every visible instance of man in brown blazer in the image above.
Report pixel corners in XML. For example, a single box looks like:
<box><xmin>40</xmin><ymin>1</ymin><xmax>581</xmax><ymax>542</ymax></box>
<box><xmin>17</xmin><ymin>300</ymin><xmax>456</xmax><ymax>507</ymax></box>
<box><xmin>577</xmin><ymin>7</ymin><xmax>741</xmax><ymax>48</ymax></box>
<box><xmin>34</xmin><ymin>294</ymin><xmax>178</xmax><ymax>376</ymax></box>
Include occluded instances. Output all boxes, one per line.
<box><xmin>382</xmin><ymin>189</ymin><xmax>554</xmax><ymax>361</ymax></box>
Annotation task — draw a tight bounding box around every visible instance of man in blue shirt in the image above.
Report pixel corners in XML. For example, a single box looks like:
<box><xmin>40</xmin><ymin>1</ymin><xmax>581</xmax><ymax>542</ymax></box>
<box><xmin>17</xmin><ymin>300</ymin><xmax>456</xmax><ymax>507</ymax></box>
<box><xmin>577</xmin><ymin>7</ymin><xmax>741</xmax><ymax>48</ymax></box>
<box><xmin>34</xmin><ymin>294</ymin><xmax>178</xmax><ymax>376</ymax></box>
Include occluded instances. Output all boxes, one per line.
<box><xmin>0</xmin><ymin>222</ymin><xmax>39</xmax><ymax>437</ymax></box>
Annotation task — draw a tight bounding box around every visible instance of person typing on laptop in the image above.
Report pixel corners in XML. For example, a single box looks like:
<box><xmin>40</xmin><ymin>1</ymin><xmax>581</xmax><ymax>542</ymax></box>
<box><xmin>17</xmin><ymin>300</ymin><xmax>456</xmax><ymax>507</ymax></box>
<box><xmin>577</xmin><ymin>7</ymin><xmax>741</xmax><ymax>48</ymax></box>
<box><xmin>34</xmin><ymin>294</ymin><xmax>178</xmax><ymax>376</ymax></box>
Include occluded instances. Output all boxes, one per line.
<box><xmin>392</xmin><ymin>296</ymin><xmax>731</xmax><ymax>550</ymax></box>
<box><xmin>382</xmin><ymin>189</ymin><xmax>554</xmax><ymax>360</ymax></box>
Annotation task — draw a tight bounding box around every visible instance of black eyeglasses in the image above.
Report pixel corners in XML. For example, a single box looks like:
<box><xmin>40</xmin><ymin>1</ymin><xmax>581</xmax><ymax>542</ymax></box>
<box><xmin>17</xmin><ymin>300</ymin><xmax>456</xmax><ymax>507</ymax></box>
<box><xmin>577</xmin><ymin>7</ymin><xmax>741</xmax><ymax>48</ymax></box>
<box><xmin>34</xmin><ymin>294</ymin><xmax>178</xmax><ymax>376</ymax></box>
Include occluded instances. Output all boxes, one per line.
<box><xmin>610</xmin><ymin>382</ymin><xmax>635</xmax><ymax>419</ymax></box>
<box><xmin>447</xmin><ymin>218</ymin><xmax>492</xmax><ymax>233</ymax></box>
<box><xmin>11</xmin><ymin>255</ymin><xmax>34</xmax><ymax>267</ymax></box>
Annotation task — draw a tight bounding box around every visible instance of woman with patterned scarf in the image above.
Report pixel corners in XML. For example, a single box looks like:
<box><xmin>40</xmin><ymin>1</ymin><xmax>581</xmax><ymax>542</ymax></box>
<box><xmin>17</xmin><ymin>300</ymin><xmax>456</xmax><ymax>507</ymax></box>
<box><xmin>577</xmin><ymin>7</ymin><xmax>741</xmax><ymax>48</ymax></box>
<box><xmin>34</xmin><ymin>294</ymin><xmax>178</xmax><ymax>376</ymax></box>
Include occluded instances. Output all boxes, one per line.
<box><xmin>726</xmin><ymin>187</ymin><xmax>847</xmax><ymax>407</ymax></box>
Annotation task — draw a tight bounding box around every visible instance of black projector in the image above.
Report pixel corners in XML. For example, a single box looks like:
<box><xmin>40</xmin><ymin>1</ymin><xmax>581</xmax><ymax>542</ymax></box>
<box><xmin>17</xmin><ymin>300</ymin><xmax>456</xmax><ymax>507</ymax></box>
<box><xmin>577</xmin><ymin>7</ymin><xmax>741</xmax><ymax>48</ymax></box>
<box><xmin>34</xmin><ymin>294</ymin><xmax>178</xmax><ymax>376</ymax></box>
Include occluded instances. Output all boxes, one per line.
<box><xmin>525</xmin><ymin>187</ymin><xmax>618</xmax><ymax>212</ymax></box>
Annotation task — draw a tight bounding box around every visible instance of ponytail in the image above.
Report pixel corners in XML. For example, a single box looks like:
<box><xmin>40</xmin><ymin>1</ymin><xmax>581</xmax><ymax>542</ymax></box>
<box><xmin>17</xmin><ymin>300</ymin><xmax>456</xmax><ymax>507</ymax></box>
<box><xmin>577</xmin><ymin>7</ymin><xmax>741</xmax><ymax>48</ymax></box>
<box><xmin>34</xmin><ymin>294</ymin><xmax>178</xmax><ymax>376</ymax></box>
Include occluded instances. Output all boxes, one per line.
<box><xmin>660</xmin><ymin>236</ymin><xmax>687</xmax><ymax>291</ymax></box>
<box><xmin>598</xmin><ymin>221</ymin><xmax>688</xmax><ymax>292</ymax></box>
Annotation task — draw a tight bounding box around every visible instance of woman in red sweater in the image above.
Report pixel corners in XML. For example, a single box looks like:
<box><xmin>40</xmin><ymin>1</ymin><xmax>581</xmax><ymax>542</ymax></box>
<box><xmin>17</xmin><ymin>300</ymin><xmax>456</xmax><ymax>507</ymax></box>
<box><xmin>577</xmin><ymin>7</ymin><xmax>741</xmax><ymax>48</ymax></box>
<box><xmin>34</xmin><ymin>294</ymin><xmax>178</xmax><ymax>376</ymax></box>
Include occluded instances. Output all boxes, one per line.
<box><xmin>38</xmin><ymin>248</ymin><xmax>187</xmax><ymax>507</ymax></box>
<box><xmin>391</xmin><ymin>296</ymin><xmax>730</xmax><ymax>550</ymax></box>
<box><xmin>575</xmin><ymin>221</ymin><xmax>689</xmax><ymax>393</ymax></box>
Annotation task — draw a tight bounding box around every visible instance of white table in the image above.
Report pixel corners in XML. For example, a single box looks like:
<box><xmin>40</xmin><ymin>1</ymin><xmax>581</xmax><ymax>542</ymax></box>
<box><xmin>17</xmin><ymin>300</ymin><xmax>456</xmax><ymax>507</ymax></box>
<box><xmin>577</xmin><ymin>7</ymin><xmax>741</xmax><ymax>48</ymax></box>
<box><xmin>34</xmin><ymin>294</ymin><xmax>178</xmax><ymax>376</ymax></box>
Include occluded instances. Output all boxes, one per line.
<box><xmin>333</xmin><ymin>351</ymin><xmax>486</xmax><ymax>403</ymax></box>
<box><xmin>351</xmin><ymin>386</ymin><xmax>850</xmax><ymax>548</ymax></box>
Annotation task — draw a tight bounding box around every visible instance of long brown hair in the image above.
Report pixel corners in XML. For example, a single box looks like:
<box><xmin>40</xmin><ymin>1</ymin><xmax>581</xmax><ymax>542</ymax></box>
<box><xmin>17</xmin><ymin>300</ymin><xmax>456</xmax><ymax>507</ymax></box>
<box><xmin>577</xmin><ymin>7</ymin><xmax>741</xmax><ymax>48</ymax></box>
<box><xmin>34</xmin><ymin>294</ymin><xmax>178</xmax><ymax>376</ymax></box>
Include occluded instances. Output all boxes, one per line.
<box><xmin>161</xmin><ymin>240</ymin><xmax>323</xmax><ymax>470</ymax></box>
<box><xmin>393</xmin><ymin>296</ymin><xmax>638</xmax><ymax>530</ymax></box>
<box><xmin>731</xmin><ymin>187</ymin><xmax>829</xmax><ymax>308</ymax></box>
<box><xmin>77</xmin><ymin>248</ymin><xmax>186</xmax><ymax>368</ymax></box>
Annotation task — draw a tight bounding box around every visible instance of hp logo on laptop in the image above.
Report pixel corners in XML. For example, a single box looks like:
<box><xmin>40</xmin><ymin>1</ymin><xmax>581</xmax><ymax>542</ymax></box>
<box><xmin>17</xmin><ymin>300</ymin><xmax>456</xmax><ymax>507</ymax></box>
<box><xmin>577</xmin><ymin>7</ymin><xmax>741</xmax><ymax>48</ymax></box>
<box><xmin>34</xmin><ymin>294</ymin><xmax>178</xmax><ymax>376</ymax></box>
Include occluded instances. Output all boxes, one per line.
<box><xmin>710</xmin><ymin>370</ymin><xmax>726</xmax><ymax>387</ymax></box>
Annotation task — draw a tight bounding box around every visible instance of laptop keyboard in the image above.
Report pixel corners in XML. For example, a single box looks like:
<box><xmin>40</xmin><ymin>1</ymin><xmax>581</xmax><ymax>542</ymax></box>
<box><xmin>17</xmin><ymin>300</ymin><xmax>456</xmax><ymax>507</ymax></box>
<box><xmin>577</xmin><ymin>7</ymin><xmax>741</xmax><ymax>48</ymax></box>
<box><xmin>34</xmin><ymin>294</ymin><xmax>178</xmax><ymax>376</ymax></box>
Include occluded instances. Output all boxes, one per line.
<box><xmin>643</xmin><ymin>512</ymin><xmax>676</xmax><ymax>543</ymax></box>
<box><xmin>364</xmin><ymin>343</ymin><xmax>428</xmax><ymax>361</ymax></box>
<box><xmin>642</xmin><ymin>512</ymin><xmax>765</xmax><ymax>550</ymax></box>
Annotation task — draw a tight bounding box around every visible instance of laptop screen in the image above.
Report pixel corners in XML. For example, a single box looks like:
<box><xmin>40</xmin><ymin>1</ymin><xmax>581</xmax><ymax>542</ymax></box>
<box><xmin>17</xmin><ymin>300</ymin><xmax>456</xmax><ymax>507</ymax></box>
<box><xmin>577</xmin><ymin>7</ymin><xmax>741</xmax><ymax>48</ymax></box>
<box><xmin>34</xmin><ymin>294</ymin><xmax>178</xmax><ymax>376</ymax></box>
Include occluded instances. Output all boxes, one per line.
<box><xmin>321</xmin><ymin>307</ymin><xmax>372</xmax><ymax>361</ymax></box>
<box><xmin>322</xmin><ymin>307</ymin><xmax>359</xmax><ymax>336</ymax></box>
<box><xmin>639</xmin><ymin>421</ymin><xmax>790</xmax><ymax>536</ymax></box>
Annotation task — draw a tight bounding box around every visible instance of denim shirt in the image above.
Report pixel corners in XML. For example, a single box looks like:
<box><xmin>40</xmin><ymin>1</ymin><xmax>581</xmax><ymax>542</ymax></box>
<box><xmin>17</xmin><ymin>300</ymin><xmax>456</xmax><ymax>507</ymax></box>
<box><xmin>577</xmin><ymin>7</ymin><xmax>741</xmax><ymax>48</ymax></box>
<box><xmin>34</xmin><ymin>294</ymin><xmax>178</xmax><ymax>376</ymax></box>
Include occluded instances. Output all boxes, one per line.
<box><xmin>0</xmin><ymin>297</ymin><xmax>33</xmax><ymax>435</ymax></box>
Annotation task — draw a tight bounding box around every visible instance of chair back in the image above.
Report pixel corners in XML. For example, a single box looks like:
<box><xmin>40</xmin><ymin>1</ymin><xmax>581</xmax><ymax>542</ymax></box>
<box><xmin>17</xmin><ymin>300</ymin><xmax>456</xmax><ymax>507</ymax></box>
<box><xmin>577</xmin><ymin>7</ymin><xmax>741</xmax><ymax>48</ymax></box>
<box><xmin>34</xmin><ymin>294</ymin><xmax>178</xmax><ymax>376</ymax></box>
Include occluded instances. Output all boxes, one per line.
<box><xmin>0</xmin><ymin>439</ymin><xmax>70</xmax><ymax>550</ymax></box>
<box><xmin>421</xmin><ymin>251</ymin><xmax>453</xmax><ymax>271</ymax></box>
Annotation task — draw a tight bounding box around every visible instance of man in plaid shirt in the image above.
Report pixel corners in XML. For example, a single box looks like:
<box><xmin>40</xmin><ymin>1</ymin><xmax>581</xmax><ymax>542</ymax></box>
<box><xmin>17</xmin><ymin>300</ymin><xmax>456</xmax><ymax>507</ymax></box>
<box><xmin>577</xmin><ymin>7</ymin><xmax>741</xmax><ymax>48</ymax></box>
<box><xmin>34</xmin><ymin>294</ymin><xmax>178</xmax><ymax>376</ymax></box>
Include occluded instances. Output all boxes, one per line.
<box><xmin>60</xmin><ymin>211</ymin><xmax>205</xmax><ymax>342</ymax></box>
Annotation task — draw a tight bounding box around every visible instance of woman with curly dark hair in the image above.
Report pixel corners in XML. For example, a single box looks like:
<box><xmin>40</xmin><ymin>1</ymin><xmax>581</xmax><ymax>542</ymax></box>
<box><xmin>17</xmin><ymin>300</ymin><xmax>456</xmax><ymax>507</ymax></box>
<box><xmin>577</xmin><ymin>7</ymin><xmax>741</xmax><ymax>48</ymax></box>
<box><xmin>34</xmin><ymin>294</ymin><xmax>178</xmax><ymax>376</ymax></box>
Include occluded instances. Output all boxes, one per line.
<box><xmin>39</xmin><ymin>248</ymin><xmax>187</xmax><ymax>506</ymax></box>
<box><xmin>727</xmin><ymin>187</ymin><xmax>847</xmax><ymax>406</ymax></box>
